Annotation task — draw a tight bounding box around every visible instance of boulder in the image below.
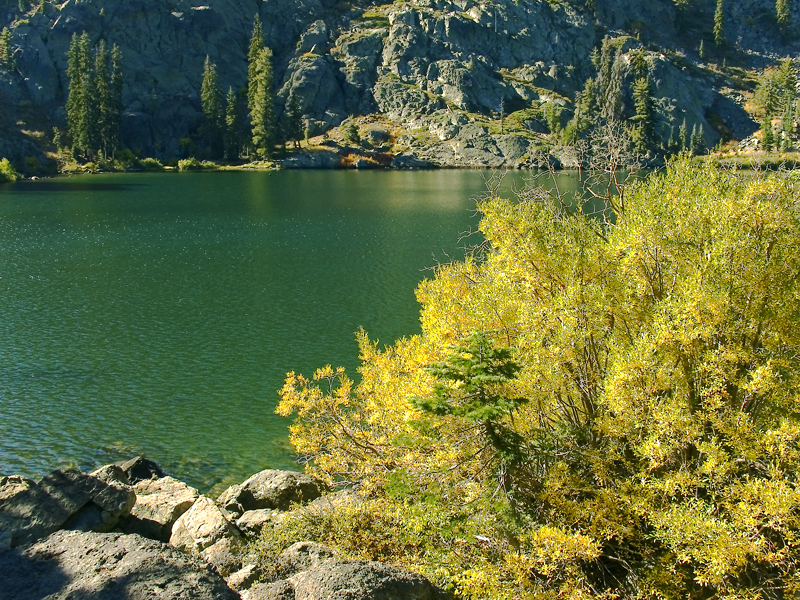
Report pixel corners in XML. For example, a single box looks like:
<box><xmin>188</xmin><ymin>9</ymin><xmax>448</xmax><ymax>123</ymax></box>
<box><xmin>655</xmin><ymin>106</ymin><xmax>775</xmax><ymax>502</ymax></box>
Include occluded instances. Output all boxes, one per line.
<box><xmin>236</xmin><ymin>508</ymin><xmax>280</xmax><ymax>535</ymax></box>
<box><xmin>0</xmin><ymin>530</ymin><xmax>239</xmax><ymax>600</ymax></box>
<box><xmin>0</xmin><ymin>468</ymin><xmax>135</xmax><ymax>548</ymax></box>
<box><xmin>227</xmin><ymin>563</ymin><xmax>260</xmax><ymax>591</ymax></box>
<box><xmin>170</xmin><ymin>495</ymin><xmax>243</xmax><ymax>575</ymax></box>
<box><xmin>170</xmin><ymin>495</ymin><xmax>240</xmax><ymax>553</ymax></box>
<box><xmin>118</xmin><ymin>456</ymin><xmax>167</xmax><ymax>483</ymax></box>
<box><xmin>288</xmin><ymin>559</ymin><xmax>448</xmax><ymax>600</ymax></box>
<box><xmin>90</xmin><ymin>464</ymin><xmax>131</xmax><ymax>486</ymax></box>
<box><xmin>217</xmin><ymin>470</ymin><xmax>326</xmax><ymax>516</ymax></box>
<box><xmin>120</xmin><ymin>476</ymin><xmax>199</xmax><ymax>542</ymax></box>
<box><xmin>277</xmin><ymin>541</ymin><xmax>338</xmax><ymax>575</ymax></box>
<box><xmin>245</xmin><ymin>580</ymin><xmax>295</xmax><ymax>600</ymax></box>
<box><xmin>201</xmin><ymin>535</ymin><xmax>243</xmax><ymax>577</ymax></box>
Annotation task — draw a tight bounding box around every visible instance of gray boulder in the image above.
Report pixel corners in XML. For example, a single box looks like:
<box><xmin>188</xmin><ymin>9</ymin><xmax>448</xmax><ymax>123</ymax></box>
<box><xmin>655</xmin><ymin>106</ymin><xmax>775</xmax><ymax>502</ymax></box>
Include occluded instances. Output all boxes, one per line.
<box><xmin>218</xmin><ymin>470</ymin><xmax>327</xmax><ymax>516</ymax></box>
<box><xmin>278</xmin><ymin>541</ymin><xmax>339</xmax><ymax>575</ymax></box>
<box><xmin>289</xmin><ymin>560</ymin><xmax>448</xmax><ymax>600</ymax></box>
<box><xmin>227</xmin><ymin>563</ymin><xmax>260</xmax><ymax>591</ymax></box>
<box><xmin>0</xmin><ymin>468</ymin><xmax>135</xmax><ymax>548</ymax></box>
<box><xmin>0</xmin><ymin>529</ymin><xmax>239</xmax><ymax>600</ymax></box>
<box><xmin>245</xmin><ymin>580</ymin><xmax>295</xmax><ymax>600</ymax></box>
<box><xmin>120</xmin><ymin>476</ymin><xmax>199</xmax><ymax>542</ymax></box>
<box><xmin>236</xmin><ymin>508</ymin><xmax>280</xmax><ymax>535</ymax></box>
<box><xmin>170</xmin><ymin>495</ymin><xmax>243</xmax><ymax>576</ymax></box>
<box><xmin>118</xmin><ymin>456</ymin><xmax>166</xmax><ymax>483</ymax></box>
<box><xmin>90</xmin><ymin>464</ymin><xmax>131</xmax><ymax>486</ymax></box>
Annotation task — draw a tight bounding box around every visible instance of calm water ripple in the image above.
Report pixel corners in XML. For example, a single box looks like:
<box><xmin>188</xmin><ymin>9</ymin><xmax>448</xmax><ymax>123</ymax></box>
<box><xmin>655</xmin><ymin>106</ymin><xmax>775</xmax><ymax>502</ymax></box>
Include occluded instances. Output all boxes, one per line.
<box><xmin>0</xmin><ymin>169</ymin><xmax>571</xmax><ymax>493</ymax></box>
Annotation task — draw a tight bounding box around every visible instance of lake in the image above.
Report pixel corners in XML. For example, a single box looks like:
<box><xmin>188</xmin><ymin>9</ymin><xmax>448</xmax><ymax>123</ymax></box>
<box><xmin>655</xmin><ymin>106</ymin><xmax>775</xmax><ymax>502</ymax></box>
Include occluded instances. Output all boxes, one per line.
<box><xmin>0</xmin><ymin>169</ymin><xmax>583</xmax><ymax>493</ymax></box>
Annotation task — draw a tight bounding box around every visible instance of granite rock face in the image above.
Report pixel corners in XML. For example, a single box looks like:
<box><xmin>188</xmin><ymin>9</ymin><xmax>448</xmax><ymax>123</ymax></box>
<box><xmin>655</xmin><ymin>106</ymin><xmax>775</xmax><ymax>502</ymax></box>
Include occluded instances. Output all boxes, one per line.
<box><xmin>0</xmin><ymin>468</ymin><xmax>135</xmax><ymax>548</ymax></box>
<box><xmin>0</xmin><ymin>0</ymin><xmax>767</xmax><ymax>163</ymax></box>
<box><xmin>0</xmin><ymin>529</ymin><xmax>239</xmax><ymax>600</ymax></box>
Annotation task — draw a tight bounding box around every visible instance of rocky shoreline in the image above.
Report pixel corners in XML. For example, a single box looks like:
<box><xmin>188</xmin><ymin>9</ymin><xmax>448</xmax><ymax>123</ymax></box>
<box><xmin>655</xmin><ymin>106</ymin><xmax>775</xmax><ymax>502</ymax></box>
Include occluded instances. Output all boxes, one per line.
<box><xmin>0</xmin><ymin>457</ymin><xmax>449</xmax><ymax>599</ymax></box>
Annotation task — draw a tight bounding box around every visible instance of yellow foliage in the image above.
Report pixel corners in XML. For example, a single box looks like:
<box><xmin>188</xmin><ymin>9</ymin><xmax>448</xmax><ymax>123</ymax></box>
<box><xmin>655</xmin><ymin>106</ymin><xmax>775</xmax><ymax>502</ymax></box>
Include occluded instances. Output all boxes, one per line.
<box><xmin>276</xmin><ymin>160</ymin><xmax>800</xmax><ymax>598</ymax></box>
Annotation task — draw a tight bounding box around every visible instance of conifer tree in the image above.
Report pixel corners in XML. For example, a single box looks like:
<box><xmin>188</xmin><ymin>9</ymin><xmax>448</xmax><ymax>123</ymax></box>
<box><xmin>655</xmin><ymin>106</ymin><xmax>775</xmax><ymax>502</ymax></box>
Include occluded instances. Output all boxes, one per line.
<box><xmin>0</xmin><ymin>28</ymin><xmax>13</xmax><ymax>69</ymax></box>
<box><xmin>632</xmin><ymin>75</ymin><xmax>655</xmax><ymax>154</ymax></box>
<box><xmin>285</xmin><ymin>93</ymin><xmax>303</xmax><ymax>148</ymax></box>
<box><xmin>250</xmin><ymin>47</ymin><xmax>275</xmax><ymax>158</ymax></box>
<box><xmin>690</xmin><ymin>123</ymin><xmax>705</xmax><ymax>155</ymax></box>
<box><xmin>679</xmin><ymin>118</ymin><xmax>689</xmax><ymax>151</ymax></box>
<box><xmin>200</xmin><ymin>56</ymin><xmax>224</xmax><ymax>157</ymax></box>
<box><xmin>225</xmin><ymin>86</ymin><xmax>242</xmax><ymax>160</ymax></box>
<box><xmin>247</xmin><ymin>14</ymin><xmax>264</xmax><ymax>122</ymax></box>
<box><xmin>777</xmin><ymin>0</ymin><xmax>791</xmax><ymax>33</ymax></box>
<box><xmin>763</xmin><ymin>117</ymin><xmax>775</xmax><ymax>151</ymax></box>
<box><xmin>66</xmin><ymin>32</ymin><xmax>97</xmax><ymax>158</ymax></box>
<box><xmin>95</xmin><ymin>40</ymin><xmax>113</xmax><ymax>159</ymax></box>
<box><xmin>108</xmin><ymin>44</ymin><xmax>123</xmax><ymax>158</ymax></box>
<box><xmin>699</xmin><ymin>39</ymin><xmax>707</xmax><ymax>60</ymax></box>
<box><xmin>66</xmin><ymin>35</ymin><xmax>123</xmax><ymax>161</ymax></box>
<box><xmin>713</xmin><ymin>0</ymin><xmax>725</xmax><ymax>48</ymax></box>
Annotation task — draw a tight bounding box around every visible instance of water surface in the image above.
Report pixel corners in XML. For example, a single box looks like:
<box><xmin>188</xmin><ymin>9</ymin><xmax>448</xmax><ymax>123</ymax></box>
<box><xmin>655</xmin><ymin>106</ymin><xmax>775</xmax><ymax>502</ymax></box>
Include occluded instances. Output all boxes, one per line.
<box><xmin>2</xmin><ymin>169</ymin><xmax>576</xmax><ymax>492</ymax></box>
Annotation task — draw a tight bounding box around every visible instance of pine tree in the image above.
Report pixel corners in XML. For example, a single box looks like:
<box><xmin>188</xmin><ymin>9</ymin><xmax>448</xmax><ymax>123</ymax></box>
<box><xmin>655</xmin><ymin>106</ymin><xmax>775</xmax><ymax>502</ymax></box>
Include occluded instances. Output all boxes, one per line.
<box><xmin>108</xmin><ymin>44</ymin><xmax>123</xmax><ymax>158</ymax></box>
<box><xmin>713</xmin><ymin>0</ymin><xmax>725</xmax><ymax>48</ymax></box>
<box><xmin>595</xmin><ymin>37</ymin><xmax>624</xmax><ymax>122</ymax></box>
<box><xmin>95</xmin><ymin>40</ymin><xmax>112</xmax><ymax>159</ymax></box>
<box><xmin>200</xmin><ymin>56</ymin><xmax>223</xmax><ymax>157</ymax></box>
<box><xmin>66</xmin><ymin>35</ymin><xmax>123</xmax><ymax>161</ymax></box>
<box><xmin>699</xmin><ymin>39</ymin><xmax>707</xmax><ymax>60</ymax></box>
<box><xmin>777</xmin><ymin>58</ymin><xmax>796</xmax><ymax>113</ymax></box>
<box><xmin>667</xmin><ymin>126</ymin><xmax>678</xmax><ymax>153</ymax></box>
<box><xmin>250</xmin><ymin>47</ymin><xmax>275</xmax><ymax>158</ymax></box>
<box><xmin>763</xmin><ymin>117</ymin><xmax>775</xmax><ymax>151</ymax></box>
<box><xmin>632</xmin><ymin>75</ymin><xmax>655</xmax><ymax>154</ymax></box>
<box><xmin>285</xmin><ymin>93</ymin><xmax>303</xmax><ymax>148</ymax></box>
<box><xmin>690</xmin><ymin>123</ymin><xmax>705</xmax><ymax>155</ymax></box>
<box><xmin>225</xmin><ymin>87</ymin><xmax>242</xmax><ymax>160</ymax></box>
<box><xmin>777</xmin><ymin>0</ymin><xmax>791</xmax><ymax>33</ymax></box>
<box><xmin>66</xmin><ymin>32</ymin><xmax>97</xmax><ymax>159</ymax></box>
<box><xmin>0</xmin><ymin>28</ymin><xmax>13</xmax><ymax>69</ymax></box>
<box><xmin>247</xmin><ymin>14</ymin><xmax>264</xmax><ymax>124</ymax></box>
<box><xmin>679</xmin><ymin>118</ymin><xmax>689</xmax><ymax>151</ymax></box>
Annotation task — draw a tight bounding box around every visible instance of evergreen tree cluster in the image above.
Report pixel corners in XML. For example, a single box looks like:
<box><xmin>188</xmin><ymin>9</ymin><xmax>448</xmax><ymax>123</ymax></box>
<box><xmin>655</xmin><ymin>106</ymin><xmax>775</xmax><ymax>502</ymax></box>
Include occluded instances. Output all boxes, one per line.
<box><xmin>755</xmin><ymin>57</ymin><xmax>797</xmax><ymax>151</ymax></box>
<box><xmin>66</xmin><ymin>32</ymin><xmax>122</xmax><ymax>160</ymax></box>
<box><xmin>199</xmin><ymin>15</ymin><xmax>304</xmax><ymax>160</ymax></box>
<box><xmin>564</xmin><ymin>39</ymin><xmax>671</xmax><ymax>156</ymax></box>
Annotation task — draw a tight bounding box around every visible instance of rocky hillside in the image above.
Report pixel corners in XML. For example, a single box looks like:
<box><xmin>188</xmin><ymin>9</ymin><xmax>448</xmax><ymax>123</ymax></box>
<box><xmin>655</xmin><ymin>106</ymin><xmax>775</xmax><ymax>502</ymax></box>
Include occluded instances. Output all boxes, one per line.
<box><xmin>0</xmin><ymin>0</ymin><xmax>793</xmax><ymax>167</ymax></box>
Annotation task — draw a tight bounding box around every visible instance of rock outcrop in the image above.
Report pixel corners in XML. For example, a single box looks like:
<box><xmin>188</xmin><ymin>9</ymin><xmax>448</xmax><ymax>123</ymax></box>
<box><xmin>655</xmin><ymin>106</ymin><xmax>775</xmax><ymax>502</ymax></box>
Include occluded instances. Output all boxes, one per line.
<box><xmin>0</xmin><ymin>468</ymin><xmax>134</xmax><ymax>548</ymax></box>
<box><xmin>0</xmin><ymin>530</ymin><xmax>239</xmax><ymax>600</ymax></box>
<box><xmin>0</xmin><ymin>458</ymin><xmax>451</xmax><ymax>600</ymax></box>
<box><xmin>0</xmin><ymin>0</ymin><xmax>767</xmax><ymax>165</ymax></box>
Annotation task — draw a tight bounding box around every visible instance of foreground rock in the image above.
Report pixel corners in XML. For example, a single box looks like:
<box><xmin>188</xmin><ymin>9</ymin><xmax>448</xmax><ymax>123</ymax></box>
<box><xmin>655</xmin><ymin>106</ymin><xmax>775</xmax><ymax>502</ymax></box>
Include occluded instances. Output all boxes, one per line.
<box><xmin>245</xmin><ymin>541</ymin><xmax>449</xmax><ymax>600</ymax></box>
<box><xmin>218</xmin><ymin>469</ymin><xmax>327</xmax><ymax>516</ymax></box>
<box><xmin>119</xmin><ymin>475</ymin><xmax>199</xmax><ymax>542</ymax></box>
<box><xmin>170</xmin><ymin>495</ymin><xmax>243</xmax><ymax>576</ymax></box>
<box><xmin>0</xmin><ymin>468</ymin><xmax>135</xmax><ymax>548</ymax></box>
<box><xmin>0</xmin><ymin>529</ymin><xmax>239</xmax><ymax>600</ymax></box>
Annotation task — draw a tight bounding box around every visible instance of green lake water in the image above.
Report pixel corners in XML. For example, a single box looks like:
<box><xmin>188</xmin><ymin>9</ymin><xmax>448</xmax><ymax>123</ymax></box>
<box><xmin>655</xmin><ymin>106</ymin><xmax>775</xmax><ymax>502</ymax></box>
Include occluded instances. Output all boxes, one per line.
<box><xmin>0</xmin><ymin>169</ymin><xmax>582</xmax><ymax>493</ymax></box>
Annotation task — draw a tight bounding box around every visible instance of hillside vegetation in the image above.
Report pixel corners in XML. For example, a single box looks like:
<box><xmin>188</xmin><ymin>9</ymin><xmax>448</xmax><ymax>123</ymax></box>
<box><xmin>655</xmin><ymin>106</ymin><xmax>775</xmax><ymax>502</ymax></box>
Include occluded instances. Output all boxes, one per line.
<box><xmin>0</xmin><ymin>0</ymin><xmax>795</xmax><ymax>171</ymax></box>
<box><xmin>265</xmin><ymin>159</ymin><xmax>800</xmax><ymax>599</ymax></box>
